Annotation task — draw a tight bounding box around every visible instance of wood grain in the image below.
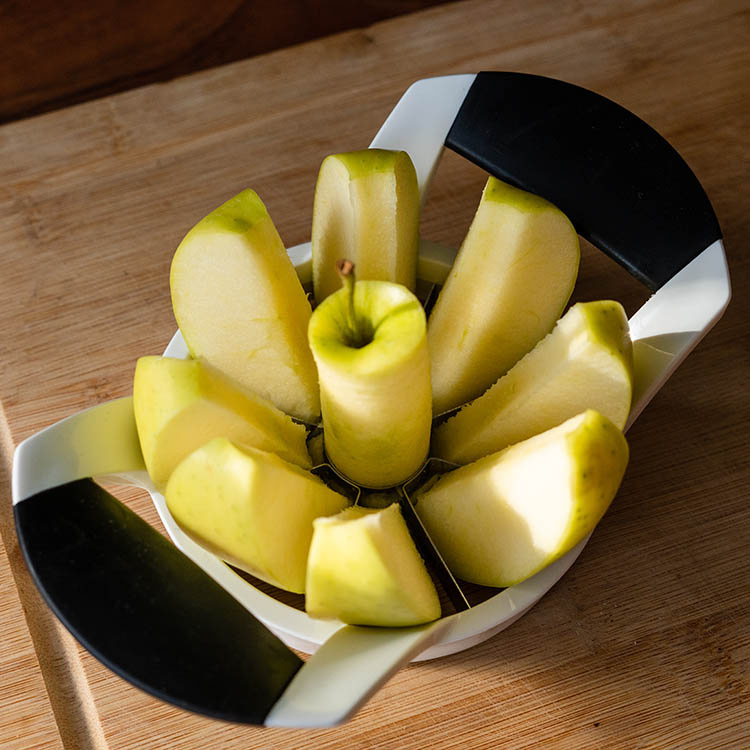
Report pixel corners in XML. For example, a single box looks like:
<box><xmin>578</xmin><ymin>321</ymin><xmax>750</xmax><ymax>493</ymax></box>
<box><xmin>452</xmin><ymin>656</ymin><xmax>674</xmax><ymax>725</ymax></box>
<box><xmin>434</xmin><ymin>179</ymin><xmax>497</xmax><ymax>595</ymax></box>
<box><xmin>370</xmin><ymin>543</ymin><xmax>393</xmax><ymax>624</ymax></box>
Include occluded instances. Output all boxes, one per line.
<box><xmin>0</xmin><ymin>0</ymin><xmax>748</xmax><ymax>747</ymax></box>
<box><xmin>0</xmin><ymin>0</ymin><xmax>453</xmax><ymax>124</ymax></box>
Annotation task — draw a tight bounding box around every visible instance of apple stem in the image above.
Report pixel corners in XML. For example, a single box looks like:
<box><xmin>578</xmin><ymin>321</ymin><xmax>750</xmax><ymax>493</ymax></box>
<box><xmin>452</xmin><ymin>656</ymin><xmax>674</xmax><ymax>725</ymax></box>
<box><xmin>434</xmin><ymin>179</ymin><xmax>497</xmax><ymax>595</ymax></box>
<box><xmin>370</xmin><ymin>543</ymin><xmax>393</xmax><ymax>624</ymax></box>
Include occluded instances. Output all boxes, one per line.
<box><xmin>336</xmin><ymin>258</ymin><xmax>356</xmax><ymax>323</ymax></box>
<box><xmin>336</xmin><ymin>259</ymin><xmax>371</xmax><ymax>348</ymax></box>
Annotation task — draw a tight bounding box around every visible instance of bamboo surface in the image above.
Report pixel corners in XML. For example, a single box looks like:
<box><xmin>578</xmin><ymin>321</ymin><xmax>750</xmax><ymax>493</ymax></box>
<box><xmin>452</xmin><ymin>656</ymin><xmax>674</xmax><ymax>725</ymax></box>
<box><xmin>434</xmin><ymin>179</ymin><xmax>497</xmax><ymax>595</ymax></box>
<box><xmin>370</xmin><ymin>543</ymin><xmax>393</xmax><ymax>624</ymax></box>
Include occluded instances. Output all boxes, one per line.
<box><xmin>0</xmin><ymin>0</ymin><xmax>748</xmax><ymax>747</ymax></box>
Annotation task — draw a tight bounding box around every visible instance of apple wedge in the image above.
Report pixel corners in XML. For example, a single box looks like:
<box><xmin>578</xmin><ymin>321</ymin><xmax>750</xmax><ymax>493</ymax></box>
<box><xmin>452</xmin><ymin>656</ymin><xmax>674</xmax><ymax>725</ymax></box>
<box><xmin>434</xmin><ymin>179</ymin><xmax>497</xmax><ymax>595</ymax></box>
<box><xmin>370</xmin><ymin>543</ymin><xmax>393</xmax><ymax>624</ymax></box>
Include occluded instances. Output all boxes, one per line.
<box><xmin>305</xmin><ymin>504</ymin><xmax>441</xmax><ymax>627</ymax></box>
<box><xmin>311</xmin><ymin>149</ymin><xmax>419</xmax><ymax>303</ymax></box>
<box><xmin>165</xmin><ymin>437</ymin><xmax>349</xmax><ymax>594</ymax></box>
<box><xmin>133</xmin><ymin>355</ymin><xmax>311</xmax><ymax>489</ymax></box>
<box><xmin>170</xmin><ymin>188</ymin><xmax>320</xmax><ymax>423</ymax></box>
<box><xmin>308</xmin><ymin>265</ymin><xmax>431</xmax><ymax>488</ymax></box>
<box><xmin>416</xmin><ymin>410</ymin><xmax>629</xmax><ymax>587</ymax></box>
<box><xmin>432</xmin><ymin>300</ymin><xmax>633</xmax><ymax>465</ymax></box>
<box><xmin>428</xmin><ymin>177</ymin><xmax>580</xmax><ymax>415</ymax></box>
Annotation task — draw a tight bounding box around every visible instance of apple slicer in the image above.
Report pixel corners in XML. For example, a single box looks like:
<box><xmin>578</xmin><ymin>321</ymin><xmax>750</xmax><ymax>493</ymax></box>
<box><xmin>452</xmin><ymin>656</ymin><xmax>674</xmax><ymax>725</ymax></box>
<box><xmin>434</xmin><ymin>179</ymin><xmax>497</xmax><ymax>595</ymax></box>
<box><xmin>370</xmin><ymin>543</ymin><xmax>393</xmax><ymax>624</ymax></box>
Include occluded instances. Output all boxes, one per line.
<box><xmin>12</xmin><ymin>73</ymin><xmax>730</xmax><ymax>728</ymax></box>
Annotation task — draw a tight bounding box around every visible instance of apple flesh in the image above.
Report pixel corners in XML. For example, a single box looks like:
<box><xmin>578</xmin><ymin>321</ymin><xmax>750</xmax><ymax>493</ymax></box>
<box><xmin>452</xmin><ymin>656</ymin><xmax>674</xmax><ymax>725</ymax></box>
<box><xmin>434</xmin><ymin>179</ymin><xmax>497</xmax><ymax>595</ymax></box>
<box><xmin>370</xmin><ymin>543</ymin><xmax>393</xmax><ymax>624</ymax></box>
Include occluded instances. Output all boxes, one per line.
<box><xmin>305</xmin><ymin>503</ymin><xmax>441</xmax><ymax>626</ymax></box>
<box><xmin>312</xmin><ymin>149</ymin><xmax>419</xmax><ymax>303</ymax></box>
<box><xmin>170</xmin><ymin>188</ymin><xmax>320</xmax><ymax>423</ymax></box>
<box><xmin>416</xmin><ymin>410</ymin><xmax>629</xmax><ymax>587</ymax></box>
<box><xmin>432</xmin><ymin>300</ymin><xmax>633</xmax><ymax>465</ymax></box>
<box><xmin>428</xmin><ymin>177</ymin><xmax>580</xmax><ymax>415</ymax></box>
<box><xmin>308</xmin><ymin>275</ymin><xmax>431</xmax><ymax>488</ymax></box>
<box><xmin>133</xmin><ymin>355</ymin><xmax>311</xmax><ymax>489</ymax></box>
<box><xmin>165</xmin><ymin>437</ymin><xmax>349</xmax><ymax>593</ymax></box>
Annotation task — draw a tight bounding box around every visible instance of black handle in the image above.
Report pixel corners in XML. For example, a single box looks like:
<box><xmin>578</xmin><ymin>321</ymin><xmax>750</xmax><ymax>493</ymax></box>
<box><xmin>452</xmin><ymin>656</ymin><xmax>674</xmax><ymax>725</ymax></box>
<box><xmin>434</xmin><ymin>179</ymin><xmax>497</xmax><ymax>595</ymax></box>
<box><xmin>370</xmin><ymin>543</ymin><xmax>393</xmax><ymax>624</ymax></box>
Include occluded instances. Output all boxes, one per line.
<box><xmin>446</xmin><ymin>71</ymin><xmax>721</xmax><ymax>290</ymax></box>
<box><xmin>14</xmin><ymin>479</ymin><xmax>302</xmax><ymax>724</ymax></box>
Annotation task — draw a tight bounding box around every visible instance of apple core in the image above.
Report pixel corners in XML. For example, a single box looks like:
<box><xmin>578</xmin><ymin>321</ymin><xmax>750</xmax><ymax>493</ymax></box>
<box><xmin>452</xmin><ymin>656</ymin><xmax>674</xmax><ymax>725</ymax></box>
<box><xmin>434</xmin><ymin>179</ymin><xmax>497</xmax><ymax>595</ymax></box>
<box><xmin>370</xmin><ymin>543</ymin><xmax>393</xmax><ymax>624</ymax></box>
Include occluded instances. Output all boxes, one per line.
<box><xmin>308</xmin><ymin>269</ymin><xmax>432</xmax><ymax>489</ymax></box>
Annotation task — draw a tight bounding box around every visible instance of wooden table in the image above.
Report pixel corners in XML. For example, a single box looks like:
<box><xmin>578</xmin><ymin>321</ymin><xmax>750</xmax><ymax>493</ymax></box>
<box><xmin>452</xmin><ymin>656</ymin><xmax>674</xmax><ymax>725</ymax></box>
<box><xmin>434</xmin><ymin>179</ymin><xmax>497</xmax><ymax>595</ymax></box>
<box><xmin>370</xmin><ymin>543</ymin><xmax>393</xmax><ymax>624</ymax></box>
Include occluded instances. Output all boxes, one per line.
<box><xmin>1</xmin><ymin>0</ymin><xmax>748</xmax><ymax>747</ymax></box>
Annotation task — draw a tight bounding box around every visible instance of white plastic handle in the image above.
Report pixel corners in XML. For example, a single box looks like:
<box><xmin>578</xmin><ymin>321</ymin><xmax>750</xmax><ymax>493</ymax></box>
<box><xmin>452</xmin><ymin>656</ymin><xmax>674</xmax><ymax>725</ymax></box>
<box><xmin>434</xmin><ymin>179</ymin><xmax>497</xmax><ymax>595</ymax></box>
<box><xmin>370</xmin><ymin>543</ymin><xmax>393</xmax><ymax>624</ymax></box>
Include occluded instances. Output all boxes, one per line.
<box><xmin>627</xmin><ymin>239</ymin><xmax>731</xmax><ymax>428</ymax></box>
<box><xmin>266</xmin><ymin>620</ymin><xmax>449</xmax><ymax>727</ymax></box>
<box><xmin>12</xmin><ymin>396</ymin><xmax>148</xmax><ymax>503</ymax></box>
<box><xmin>369</xmin><ymin>74</ymin><xmax>476</xmax><ymax>204</ymax></box>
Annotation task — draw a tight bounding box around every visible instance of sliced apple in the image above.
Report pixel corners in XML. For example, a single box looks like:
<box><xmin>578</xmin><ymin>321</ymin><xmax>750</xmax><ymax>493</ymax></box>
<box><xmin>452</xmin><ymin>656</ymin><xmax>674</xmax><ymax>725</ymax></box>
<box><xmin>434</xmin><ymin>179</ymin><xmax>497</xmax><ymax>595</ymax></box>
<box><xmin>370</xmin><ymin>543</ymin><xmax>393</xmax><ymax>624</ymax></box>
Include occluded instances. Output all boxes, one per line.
<box><xmin>311</xmin><ymin>149</ymin><xmax>419</xmax><ymax>303</ymax></box>
<box><xmin>305</xmin><ymin>504</ymin><xmax>441</xmax><ymax>627</ymax></box>
<box><xmin>432</xmin><ymin>300</ymin><xmax>633</xmax><ymax>465</ymax></box>
<box><xmin>308</xmin><ymin>268</ymin><xmax>431</xmax><ymax>488</ymax></box>
<box><xmin>133</xmin><ymin>355</ymin><xmax>311</xmax><ymax>489</ymax></box>
<box><xmin>170</xmin><ymin>188</ymin><xmax>320</xmax><ymax>423</ymax></box>
<box><xmin>428</xmin><ymin>177</ymin><xmax>580</xmax><ymax>415</ymax></box>
<box><xmin>416</xmin><ymin>410</ymin><xmax>629</xmax><ymax>587</ymax></box>
<box><xmin>165</xmin><ymin>437</ymin><xmax>349</xmax><ymax>594</ymax></box>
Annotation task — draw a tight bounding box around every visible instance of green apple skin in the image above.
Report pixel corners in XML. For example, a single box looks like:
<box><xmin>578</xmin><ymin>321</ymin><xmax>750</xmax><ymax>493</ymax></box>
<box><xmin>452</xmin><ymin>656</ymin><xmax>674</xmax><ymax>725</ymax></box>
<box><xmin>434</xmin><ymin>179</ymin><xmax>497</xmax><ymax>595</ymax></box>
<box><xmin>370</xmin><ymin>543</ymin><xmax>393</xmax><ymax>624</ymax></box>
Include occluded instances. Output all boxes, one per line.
<box><xmin>133</xmin><ymin>356</ymin><xmax>311</xmax><ymax>489</ymax></box>
<box><xmin>305</xmin><ymin>503</ymin><xmax>441</xmax><ymax>626</ymax></box>
<box><xmin>170</xmin><ymin>188</ymin><xmax>320</xmax><ymax>423</ymax></box>
<box><xmin>428</xmin><ymin>177</ymin><xmax>580</xmax><ymax>415</ymax></box>
<box><xmin>308</xmin><ymin>279</ymin><xmax>431</xmax><ymax>488</ymax></box>
<box><xmin>432</xmin><ymin>300</ymin><xmax>633</xmax><ymax>465</ymax></box>
<box><xmin>165</xmin><ymin>437</ymin><xmax>349</xmax><ymax>594</ymax></box>
<box><xmin>416</xmin><ymin>410</ymin><xmax>629</xmax><ymax>587</ymax></box>
<box><xmin>312</xmin><ymin>149</ymin><xmax>419</xmax><ymax>303</ymax></box>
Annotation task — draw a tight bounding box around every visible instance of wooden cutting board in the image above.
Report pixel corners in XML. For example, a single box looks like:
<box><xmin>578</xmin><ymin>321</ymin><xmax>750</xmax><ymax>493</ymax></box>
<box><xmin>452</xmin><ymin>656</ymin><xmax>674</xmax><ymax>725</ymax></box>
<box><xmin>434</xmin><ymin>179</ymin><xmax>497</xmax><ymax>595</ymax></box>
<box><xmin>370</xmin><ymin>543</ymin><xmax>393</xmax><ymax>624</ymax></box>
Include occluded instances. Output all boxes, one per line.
<box><xmin>1</xmin><ymin>0</ymin><xmax>748</xmax><ymax>747</ymax></box>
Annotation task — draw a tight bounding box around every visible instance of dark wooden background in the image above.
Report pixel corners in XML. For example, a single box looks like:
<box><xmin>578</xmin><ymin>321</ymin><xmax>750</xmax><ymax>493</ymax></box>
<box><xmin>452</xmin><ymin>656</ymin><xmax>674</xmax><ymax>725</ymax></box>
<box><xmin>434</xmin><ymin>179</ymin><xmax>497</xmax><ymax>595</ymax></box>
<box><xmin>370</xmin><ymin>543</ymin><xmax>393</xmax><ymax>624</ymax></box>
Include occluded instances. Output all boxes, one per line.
<box><xmin>0</xmin><ymin>0</ymin><xmax>452</xmax><ymax>124</ymax></box>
